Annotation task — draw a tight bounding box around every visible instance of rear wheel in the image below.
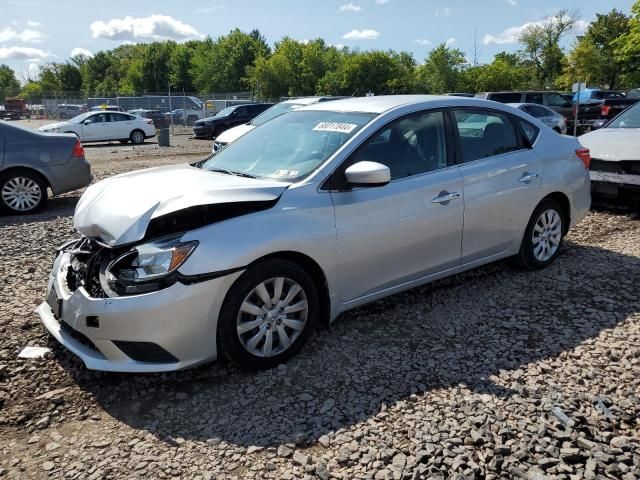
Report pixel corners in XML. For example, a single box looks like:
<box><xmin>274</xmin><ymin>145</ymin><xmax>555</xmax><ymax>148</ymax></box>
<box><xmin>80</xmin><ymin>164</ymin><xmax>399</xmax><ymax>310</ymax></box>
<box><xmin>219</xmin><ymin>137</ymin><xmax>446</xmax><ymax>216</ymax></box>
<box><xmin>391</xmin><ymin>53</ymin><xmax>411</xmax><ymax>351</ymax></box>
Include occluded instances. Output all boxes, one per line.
<box><xmin>513</xmin><ymin>199</ymin><xmax>565</xmax><ymax>270</ymax></box>
<box><xmin>130</xmin><ymin>129</ymin><xmax>145</xmax><ymax>145</ymax></box>
<box><xmin>218</xmin><ymin>259</ymin><xmax>318</xmax><ymax>370</ymax></box>
<box><xmin>0</xmin><ymin>170</ymin><xmax>47</xmax><ymax>214</ymax></box>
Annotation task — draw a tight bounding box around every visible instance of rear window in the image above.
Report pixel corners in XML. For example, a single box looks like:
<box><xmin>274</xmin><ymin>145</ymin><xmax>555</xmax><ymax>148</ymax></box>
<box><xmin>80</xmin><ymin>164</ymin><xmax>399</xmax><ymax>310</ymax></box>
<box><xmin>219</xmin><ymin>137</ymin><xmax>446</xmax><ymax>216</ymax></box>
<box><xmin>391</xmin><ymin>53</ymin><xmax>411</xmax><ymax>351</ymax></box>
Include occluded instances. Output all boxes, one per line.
<box><xmin>489</xmin><ymin>93</ymin><xmax>522</xmax><ymax>103</ymax></box>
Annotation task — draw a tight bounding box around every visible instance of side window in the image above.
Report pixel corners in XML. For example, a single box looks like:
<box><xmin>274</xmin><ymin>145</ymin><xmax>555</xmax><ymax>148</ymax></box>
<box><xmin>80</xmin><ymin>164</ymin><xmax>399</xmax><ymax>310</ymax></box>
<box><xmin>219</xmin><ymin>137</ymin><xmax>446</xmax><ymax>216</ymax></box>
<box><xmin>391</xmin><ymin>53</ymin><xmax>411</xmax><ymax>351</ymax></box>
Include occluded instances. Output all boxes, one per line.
<box><xmin>515</xmin><ymin>118</ymin><xmax>539</xmax><ymax>145</ymax></box>
<box><xmin>527</xmin><ymin>106</ymin><xmax>548</xmax><ymax>118</ymax></box>
<box><xmin>525</xmin><ymin>93</ymin><xmax>544</xmax><ymax>104</ymax></box>
<box><xmin>349</xmin><ymin>110</ymin><xmax>448</xmax><ymax>180</ymax></box>
<box><xmin>110</xmin><ymin>113</ymin><xmax>130</xmax><ymax>122</ymax></box>
<box><xmin>547</xmin><ymin>93</ymin><xmax>571</xmax><ymax>107</ymax></box>
<box><xmin>491</xmin><ymin>93</ymin><xmax>522</xmax><ymax>103</ymax></box>
<box><xmin>235</xmin><ymin>106</ymin><xmax>247</xmax><ymax>116</ymax></box>
<box><xmin>454</xmin><ymin>109</ymin><xmax>521</xmax><ymax>162</ymax></box>
<box><xmin>85</xmin><ymin>113</ymin><xmax>108</xmax><ymax>124</ymax></box>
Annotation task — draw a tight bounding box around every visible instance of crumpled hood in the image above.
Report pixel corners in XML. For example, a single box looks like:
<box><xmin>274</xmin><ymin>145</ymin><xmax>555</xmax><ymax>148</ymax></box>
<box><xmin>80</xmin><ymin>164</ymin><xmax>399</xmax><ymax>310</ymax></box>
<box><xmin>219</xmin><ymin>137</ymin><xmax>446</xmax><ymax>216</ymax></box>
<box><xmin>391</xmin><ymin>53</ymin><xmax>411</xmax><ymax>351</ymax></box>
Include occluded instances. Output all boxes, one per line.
<box><xmin>39</xmin><ymin>122</ymin><xmax>71</xmax><ymax>131</ymax></box>
<box><xmin>216</xmin><ymin>124</ymin><xmax>255</xmax><ymax>144</ymax></box>
<box><xmin>579</xmin><ymin>128</ymin><xmax>640</xmax><ymax>161</ymax></box>
<box><xmin>74</xmin><ymin>164</ymin><xmax>288</xmax><ymax>247</ymax></box>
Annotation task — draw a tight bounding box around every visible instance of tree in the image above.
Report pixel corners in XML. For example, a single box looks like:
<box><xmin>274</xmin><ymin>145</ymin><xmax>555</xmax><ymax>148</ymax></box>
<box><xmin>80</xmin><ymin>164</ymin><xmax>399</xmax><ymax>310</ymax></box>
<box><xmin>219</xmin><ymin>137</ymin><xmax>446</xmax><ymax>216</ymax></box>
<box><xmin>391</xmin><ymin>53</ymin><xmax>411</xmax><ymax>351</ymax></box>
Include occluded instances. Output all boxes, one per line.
<box><xmin>461</xmin><ymin>53</ymin><xmax>530</xmax><ymax>93</ymax></box>
<box><xmin>613</xmin><ymin>1</ymin><xmax>640</xmax><ymax>85</ymax></box>
<box><xmin>416</xmin><ymin>44</ymin><xmax>466</xmax><ymax>93</ymax></box>
<box><xmin>519</xmin><ymin>9</ymin><xmax>578</xmax><ymax>88</ymax></box>
<box><xmin>0</xmin><ymin>64</ymin><xmax>20</xmax><ymax>99</ymax></box>
<box><xmin>191</xmin><ymin>29</ymin><xmax>270</xmax><ymax>92</ymax></box>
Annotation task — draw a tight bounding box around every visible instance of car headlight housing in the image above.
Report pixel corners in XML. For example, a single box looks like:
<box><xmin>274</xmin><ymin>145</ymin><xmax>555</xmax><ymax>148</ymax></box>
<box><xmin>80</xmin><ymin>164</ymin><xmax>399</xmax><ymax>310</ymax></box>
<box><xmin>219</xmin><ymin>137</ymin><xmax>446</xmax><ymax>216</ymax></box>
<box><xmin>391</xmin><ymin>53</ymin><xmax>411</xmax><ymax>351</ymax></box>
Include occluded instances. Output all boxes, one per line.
<box><xmin>103</xmin><ymin>235</ymin><xmax>198</xmax><ymax>295</ymax></box>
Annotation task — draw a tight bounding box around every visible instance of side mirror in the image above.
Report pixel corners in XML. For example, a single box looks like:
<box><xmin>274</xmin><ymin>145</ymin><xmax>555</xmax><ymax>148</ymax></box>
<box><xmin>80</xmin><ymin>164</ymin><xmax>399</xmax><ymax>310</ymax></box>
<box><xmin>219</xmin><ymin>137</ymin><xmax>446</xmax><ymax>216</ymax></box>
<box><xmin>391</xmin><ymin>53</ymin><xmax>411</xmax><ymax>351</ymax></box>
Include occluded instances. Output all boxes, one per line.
<box><xmin>345</xmin><ymin>161</ymin><xmax>391</xmax><ymax>187</ymax></box>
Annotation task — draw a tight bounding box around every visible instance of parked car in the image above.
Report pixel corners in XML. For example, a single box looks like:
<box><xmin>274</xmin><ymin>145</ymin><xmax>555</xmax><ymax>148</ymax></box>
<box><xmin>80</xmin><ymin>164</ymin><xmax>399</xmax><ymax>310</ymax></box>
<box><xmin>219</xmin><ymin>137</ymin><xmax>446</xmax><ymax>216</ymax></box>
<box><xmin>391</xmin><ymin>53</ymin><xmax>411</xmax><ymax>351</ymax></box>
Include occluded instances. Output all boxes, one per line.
<box><xmin>571</xmin><ymin>89</ymin><xmax>639</xmax><ymax>135</ymax></box>
<box><xmin>508</xmin><ymin>103</ymin><xmax>567</xmax><ymax>134</ymax></box>
<box><xmin>193</xmin><ymin>103</ymin><xmax>273</xmax><ymax>139</ymax></box>
<box><xmin>475</xmin><ymin>91</ymin><xmax>574</xmax><ymax>120</ymax></box>
<box><xmin>57</xmin><ymin>104</ymin><xmax>85</xmax><ymax>119</ymax></box>
<box><xmin>89</xmin><ymin>105</ymin><xmax>125</xmax><ymax>112</ymax></box>
<box><xmin>128</xmin><ymin>109</ymin><xmax>170</xmax><ymax>129</ymax></box>
<box><xmin>579</xmin><ymin>102</ymin><xmax>640</xmax><ymax>205</ymax></box>
<box><xmin>164</xmin><ymin>108</ymin><xmax>205</xmax><ymax>126</ymax></box>
<box><xmin>39</xmin><ymin>111</ymin><xmax>156</xmax><ymax>145</ymax></box>
<box><xmin>213</xmin><ymin>97</ymin><xmax>348</xmax><ymax>152</ymax></box>
<box><xmin>0</xmin><ymin>121</ymin><xmax>91</xmax><ymax>214</ymax></box>
<box><xmin>2</xmin><ymin>97</ymin><xmax>30</xmax><ymax>120</ymax></box>
<box><xmin>37</xmin><ymin>95</ymin><xmax>590</xmax><ymax>372</ymax></box>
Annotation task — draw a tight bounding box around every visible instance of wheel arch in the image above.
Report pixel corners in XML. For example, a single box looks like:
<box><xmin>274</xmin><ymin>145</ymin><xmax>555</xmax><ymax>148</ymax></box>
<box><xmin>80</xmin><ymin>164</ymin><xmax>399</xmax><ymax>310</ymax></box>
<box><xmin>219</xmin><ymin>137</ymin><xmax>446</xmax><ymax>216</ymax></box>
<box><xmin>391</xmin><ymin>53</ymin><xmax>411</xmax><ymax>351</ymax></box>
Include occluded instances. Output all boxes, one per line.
<box><xmin>0</xmin><ymin>165</ymin><xmax>51</xmax><ymax>191</ymax></box>
<box><xmin>540</xmin><ymin>191</ymin><xmax>571</xmax><ymax>235</ymax></box>
<box><xmin>247</xmin><ymin>251</ymin><xmax>331</xmax><ymax>326</ymax></box>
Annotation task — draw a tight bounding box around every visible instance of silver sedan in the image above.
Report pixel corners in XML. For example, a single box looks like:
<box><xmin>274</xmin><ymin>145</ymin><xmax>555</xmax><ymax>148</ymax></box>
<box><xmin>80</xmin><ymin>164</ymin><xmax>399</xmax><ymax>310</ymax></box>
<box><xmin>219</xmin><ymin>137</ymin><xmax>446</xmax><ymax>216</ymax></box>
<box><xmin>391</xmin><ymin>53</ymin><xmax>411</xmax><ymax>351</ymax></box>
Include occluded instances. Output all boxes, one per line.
<box><xmin>508</xmin><ymin>103</ymin><xmax>568</xmax><ymax>134</ymax></box>
<box><xmin>38</xmin><ymin>96</ymin><xmax>591</xmax><ymax>372</ymax></box>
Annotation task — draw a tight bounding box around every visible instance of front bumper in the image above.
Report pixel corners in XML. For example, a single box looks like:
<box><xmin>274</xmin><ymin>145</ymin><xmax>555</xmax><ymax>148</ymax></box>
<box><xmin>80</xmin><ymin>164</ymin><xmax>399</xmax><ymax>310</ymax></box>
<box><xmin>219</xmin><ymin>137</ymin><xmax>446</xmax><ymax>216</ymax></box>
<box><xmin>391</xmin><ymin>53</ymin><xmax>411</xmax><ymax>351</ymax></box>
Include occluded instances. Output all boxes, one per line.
<box><xmin>37</xmin><ymin>251</ymin><xmax>242</xmax><ymax>372</ymax></box>
<box><xmin>193</xmin><ymin>125</ymin><xmax>214</xmax><ymax>138</ymax></box>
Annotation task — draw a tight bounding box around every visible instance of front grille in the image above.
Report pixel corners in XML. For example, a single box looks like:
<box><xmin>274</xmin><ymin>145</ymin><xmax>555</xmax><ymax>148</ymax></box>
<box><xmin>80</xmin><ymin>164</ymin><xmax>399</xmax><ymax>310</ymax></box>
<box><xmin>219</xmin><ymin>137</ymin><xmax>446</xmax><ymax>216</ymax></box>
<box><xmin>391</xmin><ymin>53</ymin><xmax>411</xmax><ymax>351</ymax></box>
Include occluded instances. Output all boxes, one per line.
<box><xmin>590</xmin><ymin>158</ymin><xmax>640</xmax><ymax>175</ymax></box>
<box><xmin>112</xmin><ymin>341</ymin><xmax>178</xmax><ymax>363</ymax></box>
<box><xmin>59</xmin><ymin>319</ymin><xmax>99</xmax><ymax>352</ymax></box>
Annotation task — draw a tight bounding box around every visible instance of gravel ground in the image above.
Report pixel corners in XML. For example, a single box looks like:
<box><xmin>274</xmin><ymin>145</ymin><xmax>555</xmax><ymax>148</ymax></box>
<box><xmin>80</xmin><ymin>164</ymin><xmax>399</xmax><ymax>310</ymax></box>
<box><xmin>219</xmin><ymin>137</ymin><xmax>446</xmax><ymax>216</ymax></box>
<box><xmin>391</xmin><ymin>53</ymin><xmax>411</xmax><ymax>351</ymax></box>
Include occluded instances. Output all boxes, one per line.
<box><xmin>0</xmin><ymin>143</ymin><xmax>639</xmax><ymax>479</ymax></box>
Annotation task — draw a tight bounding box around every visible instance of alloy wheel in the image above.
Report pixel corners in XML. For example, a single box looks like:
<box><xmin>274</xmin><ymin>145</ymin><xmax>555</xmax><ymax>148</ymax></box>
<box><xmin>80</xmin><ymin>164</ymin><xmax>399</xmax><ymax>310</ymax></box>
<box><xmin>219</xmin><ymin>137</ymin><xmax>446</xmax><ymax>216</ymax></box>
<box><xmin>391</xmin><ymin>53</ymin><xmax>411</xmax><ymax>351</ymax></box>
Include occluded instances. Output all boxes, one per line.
<box><xmin>236</xmin><ymin>277</ymin><xmax>308</xmax><ymax>358</ymax></box>
<box><xmin>532</xmin><ymin>209</ymin><xmax>562</xmax><ymax>262</ymax></box>
<box><xmin>1</xmin><ymin>176</ymin><xmax>42</xmax><ymax>212</ymax></box>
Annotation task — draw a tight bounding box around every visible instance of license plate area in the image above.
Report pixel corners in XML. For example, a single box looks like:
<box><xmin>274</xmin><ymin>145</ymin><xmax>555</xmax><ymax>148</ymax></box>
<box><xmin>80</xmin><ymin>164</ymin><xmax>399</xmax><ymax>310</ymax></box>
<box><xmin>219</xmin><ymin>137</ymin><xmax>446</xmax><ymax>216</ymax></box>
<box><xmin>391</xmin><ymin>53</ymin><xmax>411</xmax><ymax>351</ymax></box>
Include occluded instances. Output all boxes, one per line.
<box><xmin>46</xmin><ymin>288</ymin><xmax>62</xmax><ymax>320</ymax></box>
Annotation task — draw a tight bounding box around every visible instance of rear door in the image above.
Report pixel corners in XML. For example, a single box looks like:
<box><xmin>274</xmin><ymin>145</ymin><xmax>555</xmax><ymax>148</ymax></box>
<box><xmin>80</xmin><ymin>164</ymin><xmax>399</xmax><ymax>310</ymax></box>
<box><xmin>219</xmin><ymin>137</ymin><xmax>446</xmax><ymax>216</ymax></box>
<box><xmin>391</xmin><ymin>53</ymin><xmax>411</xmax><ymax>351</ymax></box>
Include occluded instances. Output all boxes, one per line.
<box><xmin>109</xmin><ymin>113</ymin><xmax>134</xmax><ymax>139</ymax></box>
<box><xmin>452</xmin><ymin>108</ymin><xmax>542</xmax><ymax>264</ymax></box>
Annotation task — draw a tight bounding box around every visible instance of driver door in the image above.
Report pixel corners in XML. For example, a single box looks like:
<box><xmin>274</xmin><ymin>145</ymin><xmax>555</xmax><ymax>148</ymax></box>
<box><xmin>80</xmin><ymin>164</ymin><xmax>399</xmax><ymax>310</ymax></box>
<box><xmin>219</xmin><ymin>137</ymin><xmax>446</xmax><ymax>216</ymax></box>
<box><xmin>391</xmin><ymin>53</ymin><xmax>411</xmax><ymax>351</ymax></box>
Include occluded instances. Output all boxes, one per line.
<box><xmin>326</xmin><ymin>109</ymin><xmax>464</xmax><ymax>304</ymax></box>
<box><xmin>81</xmin><ymin>113</ymin><xmax>110</xmax><ymax>141</ymax></box>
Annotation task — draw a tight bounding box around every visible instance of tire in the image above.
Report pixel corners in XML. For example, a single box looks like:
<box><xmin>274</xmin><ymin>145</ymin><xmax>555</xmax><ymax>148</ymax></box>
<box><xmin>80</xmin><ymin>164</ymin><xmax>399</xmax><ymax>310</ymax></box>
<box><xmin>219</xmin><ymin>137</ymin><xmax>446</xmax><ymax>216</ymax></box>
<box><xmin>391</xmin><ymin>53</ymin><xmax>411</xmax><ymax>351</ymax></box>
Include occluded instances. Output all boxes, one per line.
<box><xmin>0</xmin><ymin>170</ymin><xmax>48</xmax><ymax>215</ymax></box>
<box><xmin>513</xmin><ymin>199</ymin><xmax>566</xmax><ymax>270</ymax></box>
<box><xmin>130</xmin><ymin>129</ymin><xmax>145</xmax><ymax>145</ymax></box>
<box><xmin>218</xmin><ymin>259</ymin><xmax>319</xmax><ymax>370</ymax></box>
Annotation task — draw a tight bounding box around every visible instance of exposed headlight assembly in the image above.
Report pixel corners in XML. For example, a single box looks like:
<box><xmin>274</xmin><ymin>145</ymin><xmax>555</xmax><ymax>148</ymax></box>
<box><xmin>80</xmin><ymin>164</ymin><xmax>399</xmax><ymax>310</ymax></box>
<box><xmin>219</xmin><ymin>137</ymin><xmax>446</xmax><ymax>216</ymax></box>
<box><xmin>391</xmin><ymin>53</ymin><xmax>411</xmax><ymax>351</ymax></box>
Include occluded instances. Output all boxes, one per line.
<box><xmin>103</xmin><ymin>235</ymin><xmax>198</xmax><ymax>296</ymax></box>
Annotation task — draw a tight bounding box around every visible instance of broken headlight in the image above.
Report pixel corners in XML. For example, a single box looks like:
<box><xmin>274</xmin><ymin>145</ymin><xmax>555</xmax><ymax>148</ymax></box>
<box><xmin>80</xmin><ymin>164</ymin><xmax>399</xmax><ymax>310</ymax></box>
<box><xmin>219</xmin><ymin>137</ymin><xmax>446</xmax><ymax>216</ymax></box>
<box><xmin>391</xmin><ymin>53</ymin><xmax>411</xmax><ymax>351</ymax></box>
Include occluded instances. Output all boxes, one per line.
<box><xmin>104</xmin><ymin>235</ymin><xmax>198</xmax><ymax>295</ymax></box>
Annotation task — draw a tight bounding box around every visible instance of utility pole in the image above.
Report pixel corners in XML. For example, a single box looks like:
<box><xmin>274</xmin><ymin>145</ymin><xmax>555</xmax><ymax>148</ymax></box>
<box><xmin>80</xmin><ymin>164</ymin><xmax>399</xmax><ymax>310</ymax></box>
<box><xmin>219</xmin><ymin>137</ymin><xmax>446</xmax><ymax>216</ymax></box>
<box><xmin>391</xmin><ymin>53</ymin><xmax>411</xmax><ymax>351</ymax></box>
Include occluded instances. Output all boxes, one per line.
<box><xmin>472</xmin><ymin>29</ymin><xmax>480</xmax><ymax>67</ymax></box>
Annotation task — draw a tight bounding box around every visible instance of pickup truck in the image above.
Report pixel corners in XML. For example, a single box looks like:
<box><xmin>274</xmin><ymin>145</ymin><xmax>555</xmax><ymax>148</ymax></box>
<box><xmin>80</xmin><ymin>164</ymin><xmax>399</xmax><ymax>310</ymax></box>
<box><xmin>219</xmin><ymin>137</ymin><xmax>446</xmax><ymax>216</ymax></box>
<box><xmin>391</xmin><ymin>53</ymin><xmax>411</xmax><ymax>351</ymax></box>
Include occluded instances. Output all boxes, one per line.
<box><xmin>1</xmin><ymin>97</ymin><xmax>30</xmax><ymax>120</ymax></box>
<box><xmin>572</xmin><ymin>89</ymin><xmax>639</xmax><ymax>134</ymax></box>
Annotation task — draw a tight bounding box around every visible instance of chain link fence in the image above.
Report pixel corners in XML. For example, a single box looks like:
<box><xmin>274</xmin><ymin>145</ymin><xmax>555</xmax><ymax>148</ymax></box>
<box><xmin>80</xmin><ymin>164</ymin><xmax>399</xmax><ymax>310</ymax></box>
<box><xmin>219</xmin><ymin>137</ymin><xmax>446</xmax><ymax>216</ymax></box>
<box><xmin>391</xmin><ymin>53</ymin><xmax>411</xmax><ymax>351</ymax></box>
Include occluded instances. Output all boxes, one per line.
<box><xmin>16</xmin><ymin>91</ymin><xmax>261</xmax><ymax>135</ymax></box>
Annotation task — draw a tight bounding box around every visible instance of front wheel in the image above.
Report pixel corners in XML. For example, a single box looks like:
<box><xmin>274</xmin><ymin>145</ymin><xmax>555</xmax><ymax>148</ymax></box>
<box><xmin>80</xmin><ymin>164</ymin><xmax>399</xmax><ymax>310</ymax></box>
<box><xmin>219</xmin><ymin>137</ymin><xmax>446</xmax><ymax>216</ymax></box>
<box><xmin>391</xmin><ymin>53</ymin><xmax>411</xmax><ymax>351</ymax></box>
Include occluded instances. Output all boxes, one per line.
<box><xmin>130</xmin><ymin>130</ymin><xmax>145</xmax><ymax>145</ymax></box>
<box><xmin>218</xmin><ymin>259</ymin><xmax>318</xmax><ymax>370</ymax></box>
<box><xmin>0</xmin><ymin>170</ymin><xmax>48</xmax><ymax>214</ymax></box>
<box><xmin>513</xmin><ymin>199</ymin><xmax>565</xmax><ymax>270</ymax></box>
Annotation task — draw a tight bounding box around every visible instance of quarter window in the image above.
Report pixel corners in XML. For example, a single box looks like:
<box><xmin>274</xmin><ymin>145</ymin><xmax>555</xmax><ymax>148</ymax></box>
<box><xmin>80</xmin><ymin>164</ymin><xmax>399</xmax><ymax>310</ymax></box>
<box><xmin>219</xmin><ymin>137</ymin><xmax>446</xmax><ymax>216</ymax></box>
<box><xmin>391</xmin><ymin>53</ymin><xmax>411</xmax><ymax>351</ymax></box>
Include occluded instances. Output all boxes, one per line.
<box><xmin>453</xmin><ymin>110</ymin><xmax>521</xmax><ymax>162</ymax></box>
<box><xmin>349</xmin><ymin>110</ymin><xmax>448</xmax><ymax>180</ymax></box>
<box><xmin>525</xmin><ymin>93</ymin><xmax>544</xmax><ymax>104</ymax></box>
<box><xmin>515</xmin><ymin>118</ymin><xmax>539</xmax><ymax>144</ymax></box>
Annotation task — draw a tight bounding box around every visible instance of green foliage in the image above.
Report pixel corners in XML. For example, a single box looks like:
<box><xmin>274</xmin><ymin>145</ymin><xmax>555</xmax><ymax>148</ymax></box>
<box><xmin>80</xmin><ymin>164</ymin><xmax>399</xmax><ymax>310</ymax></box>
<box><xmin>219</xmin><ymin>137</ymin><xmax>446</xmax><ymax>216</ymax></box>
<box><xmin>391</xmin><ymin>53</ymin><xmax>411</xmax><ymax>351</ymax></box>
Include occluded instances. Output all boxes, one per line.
<box><xmin>0</xmin><ymin>64</ymin><xmax>21</xmax><ymax>99</ymax></box>
<box><xmin>4</xmin><ymin>13</ymin><xmax>639</xmax><ymax>101</ymax></box>
<box><xmin>416</xmin><ymin>43</ymin><xmax>466</xmax><ymax>93</ymax></box>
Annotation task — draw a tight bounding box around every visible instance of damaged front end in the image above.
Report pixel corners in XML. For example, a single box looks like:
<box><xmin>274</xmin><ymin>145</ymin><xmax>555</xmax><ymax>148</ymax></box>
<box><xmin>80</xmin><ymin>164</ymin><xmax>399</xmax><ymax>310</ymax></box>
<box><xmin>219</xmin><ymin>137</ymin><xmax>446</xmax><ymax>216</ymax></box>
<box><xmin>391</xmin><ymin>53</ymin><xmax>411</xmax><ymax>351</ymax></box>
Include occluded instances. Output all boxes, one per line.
<box><xmin>61</xmin><ymin>234</ymin><xmax>198</xmax><ymax>298</ymax></box>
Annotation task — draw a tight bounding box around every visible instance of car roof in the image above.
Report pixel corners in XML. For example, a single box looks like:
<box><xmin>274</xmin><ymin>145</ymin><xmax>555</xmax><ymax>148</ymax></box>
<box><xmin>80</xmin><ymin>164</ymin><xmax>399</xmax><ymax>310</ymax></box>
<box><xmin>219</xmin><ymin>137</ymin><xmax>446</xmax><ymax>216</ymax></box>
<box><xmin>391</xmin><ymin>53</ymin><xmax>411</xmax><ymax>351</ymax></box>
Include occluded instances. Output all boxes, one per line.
<box><xmin>300</xmin><ymin>94</ymin><xmax>493</xmax><ymax>114</ymax></box>
<box><xmin>281</xmin><ymin>96</ymin><xmax>346</xmax><ymax>106</ymax></box>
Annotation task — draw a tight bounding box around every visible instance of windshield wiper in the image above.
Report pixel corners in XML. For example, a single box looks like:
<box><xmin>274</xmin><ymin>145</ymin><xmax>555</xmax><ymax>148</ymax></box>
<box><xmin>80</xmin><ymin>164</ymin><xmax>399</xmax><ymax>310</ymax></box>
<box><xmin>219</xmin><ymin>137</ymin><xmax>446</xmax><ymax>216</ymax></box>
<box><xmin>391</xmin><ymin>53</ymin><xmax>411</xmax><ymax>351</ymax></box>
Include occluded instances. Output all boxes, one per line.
<box><xmin>208</xmin><ymin>168</ymin><xmax>257</xmax><ymax>179</ymax></box>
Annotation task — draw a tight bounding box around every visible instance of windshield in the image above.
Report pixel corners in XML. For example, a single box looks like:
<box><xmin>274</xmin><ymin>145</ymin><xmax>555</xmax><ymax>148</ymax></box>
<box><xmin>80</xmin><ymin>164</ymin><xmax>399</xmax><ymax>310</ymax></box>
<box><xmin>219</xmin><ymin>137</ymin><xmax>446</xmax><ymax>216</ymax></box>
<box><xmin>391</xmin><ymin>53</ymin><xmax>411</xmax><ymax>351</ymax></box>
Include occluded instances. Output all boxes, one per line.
<box><xmin>251</xmin><ymin>102</ymin><xmax>305</xmax><ymax>126</ymax></box>
<box><xmin>607</xmin><ymin>103</ymin><xmax>640</xmax><ymax>129</ymax></box>
<box><xmin>215</xmin><ymin>107</ymin><xmax>236</xmax><ymax>118</ymax></box>
<box><xmin>202</xmin><ymin>110</ymin><xmax>374</xmax><ymax>181</ymax></box>
<box><xmin>68</xmin><ymin>112</ymin><xmax>93</xmax><ymax>123</ymax></box>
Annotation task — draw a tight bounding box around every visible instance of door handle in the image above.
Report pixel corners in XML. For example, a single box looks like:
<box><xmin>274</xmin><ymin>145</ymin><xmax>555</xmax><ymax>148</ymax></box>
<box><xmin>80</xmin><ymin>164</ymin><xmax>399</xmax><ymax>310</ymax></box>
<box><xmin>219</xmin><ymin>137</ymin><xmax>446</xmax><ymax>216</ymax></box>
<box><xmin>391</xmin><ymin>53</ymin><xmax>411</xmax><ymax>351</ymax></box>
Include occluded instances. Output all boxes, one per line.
<box><xmin>518</xmin><ymin>172</ymin><xmax>539</xmax><ymax>183</ymax></box>
<box><xmin>431</xmin><ymin>191</ymin><xmax>461</xmax><ymax>204</ymax></box>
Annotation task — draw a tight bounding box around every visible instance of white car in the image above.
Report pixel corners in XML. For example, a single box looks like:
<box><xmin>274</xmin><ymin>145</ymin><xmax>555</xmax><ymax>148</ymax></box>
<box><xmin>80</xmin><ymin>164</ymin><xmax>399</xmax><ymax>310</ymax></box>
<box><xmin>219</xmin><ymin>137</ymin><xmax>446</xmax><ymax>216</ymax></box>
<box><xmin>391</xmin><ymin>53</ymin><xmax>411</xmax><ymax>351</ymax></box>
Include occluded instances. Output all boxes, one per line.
<box><xmin>39</xmin><ymin>111</ymin><xmax>156</xmax><ymax>145</ymax></box>
<box><xmin>579</xmin><ymin>102</ymin><xmax>640</xmax><ymax>204</ymax></box>
<box><xmin>212</xmin><ymin>97</ymin><xmax>348</xmax><ymax>152</ymax></box>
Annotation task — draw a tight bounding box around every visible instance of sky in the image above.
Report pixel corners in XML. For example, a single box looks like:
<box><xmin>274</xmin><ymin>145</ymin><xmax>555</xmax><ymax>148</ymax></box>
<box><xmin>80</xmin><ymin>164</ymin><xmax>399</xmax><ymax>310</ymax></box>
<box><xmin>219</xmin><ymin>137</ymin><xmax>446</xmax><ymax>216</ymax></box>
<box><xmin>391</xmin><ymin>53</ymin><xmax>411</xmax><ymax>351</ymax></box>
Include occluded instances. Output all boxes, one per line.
<box><xmin>0</xmin><ymin>0</ymin><xmax>632</xmax><ymax>81</ymax></box>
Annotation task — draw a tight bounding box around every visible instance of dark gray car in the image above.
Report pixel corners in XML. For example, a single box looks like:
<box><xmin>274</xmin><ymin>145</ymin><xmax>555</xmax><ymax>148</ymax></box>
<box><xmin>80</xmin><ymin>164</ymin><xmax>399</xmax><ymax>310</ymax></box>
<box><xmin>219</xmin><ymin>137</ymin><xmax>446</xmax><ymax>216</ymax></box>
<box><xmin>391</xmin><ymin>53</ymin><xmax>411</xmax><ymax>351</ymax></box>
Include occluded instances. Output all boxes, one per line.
<box><xmin>0</xmin><ymin>121</ymin><xmax>92</xmax><ymax>214</ymax></box>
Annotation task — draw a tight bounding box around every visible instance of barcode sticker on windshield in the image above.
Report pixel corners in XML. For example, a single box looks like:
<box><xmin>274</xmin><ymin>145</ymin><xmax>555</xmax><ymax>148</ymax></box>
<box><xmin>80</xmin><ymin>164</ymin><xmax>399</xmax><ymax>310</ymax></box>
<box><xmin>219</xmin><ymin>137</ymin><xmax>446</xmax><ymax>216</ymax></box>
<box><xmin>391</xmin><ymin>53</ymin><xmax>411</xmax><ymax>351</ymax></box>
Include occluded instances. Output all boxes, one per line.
<box><xmin>313</xmin><ymin>122</ymin><xmax>357</xmax><ymax>134</ymax></box>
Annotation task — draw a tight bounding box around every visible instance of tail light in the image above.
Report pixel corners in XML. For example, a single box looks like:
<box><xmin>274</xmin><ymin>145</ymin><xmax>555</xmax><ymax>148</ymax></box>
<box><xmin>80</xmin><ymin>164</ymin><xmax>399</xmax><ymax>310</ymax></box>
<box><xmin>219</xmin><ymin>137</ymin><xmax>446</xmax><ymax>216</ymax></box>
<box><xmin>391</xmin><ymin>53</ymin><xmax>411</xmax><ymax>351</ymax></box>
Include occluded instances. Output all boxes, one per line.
<box><xmin>601</xmin><ymin>105</ymin><xmax>611</xmax><ymax>116</ymax></box>
<box><xmin>71</xmin><ymin>139</ymin><xmax>85</xmax><ymax>158</ymax></box>
<box><xmin>575</xmin><ymin>147</ymin><xmax>590</xmax><ymax>169</ymax></box>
